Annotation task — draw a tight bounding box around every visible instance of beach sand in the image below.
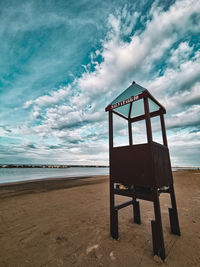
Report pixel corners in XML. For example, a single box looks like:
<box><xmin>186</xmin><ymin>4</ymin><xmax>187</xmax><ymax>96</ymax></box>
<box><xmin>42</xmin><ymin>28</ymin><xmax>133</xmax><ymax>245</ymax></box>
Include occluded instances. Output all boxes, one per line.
<box><xmin>0</xmin><ymin>170</ymin><xmax>200</xmax><ymax>267</ymax></box>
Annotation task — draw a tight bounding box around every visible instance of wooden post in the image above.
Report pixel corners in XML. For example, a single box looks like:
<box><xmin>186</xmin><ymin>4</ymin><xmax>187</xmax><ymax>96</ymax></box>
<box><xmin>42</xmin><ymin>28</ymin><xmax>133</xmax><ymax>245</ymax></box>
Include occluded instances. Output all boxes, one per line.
<box><xmin>151</xmin><ymin>189</ymin><xmax>166</xmax><ymax>260</ymax></box>
<box><xmin>128</xmin><ymin>102</ymin><xmax>133</xmax><ymax>145</ymax></box>
<box><xmin>169</xmin><ymin>184</ymin><xmax>181</xmax><ymax>235</ymax></box>
<box><xmin>109</xmin><ymin>111</ymin><xmax>118</xmax><ymax>239</ymax></box>
<box><xmin>128</xmin><ymin>120</ymin><xmax>133</xmax><ymax>146</ymax></box>
<box><xmin>160</xmin><ymin>113</ymin><xmax>168</xmax><ymax>147</ymax></box>
<box><xmin>109</xmin><ymin>111</ymin><xmax>113</xmax><ymax>152</ymax></box>
<box><xmin>128</xmin><ymin>102</ymin><xmax>133</xmax><ymax>118</ymax></box>
<box><xmin>133</xmin><ymin>197</ymin><xmax>141</xmax><ymax>224</ymax></box>
<box><xmin>144</xmin><ymin>97</ymin><xmax>153</xmax><ymax>143</ymax></box>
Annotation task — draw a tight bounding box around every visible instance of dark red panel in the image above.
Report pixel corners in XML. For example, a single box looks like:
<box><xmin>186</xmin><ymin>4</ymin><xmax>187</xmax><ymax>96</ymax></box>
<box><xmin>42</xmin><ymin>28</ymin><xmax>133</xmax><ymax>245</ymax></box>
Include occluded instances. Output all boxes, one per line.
<box><xmin>110</xmin><ymin>142</ymin><xmax>173</xmax><ymax>188</ymax></box>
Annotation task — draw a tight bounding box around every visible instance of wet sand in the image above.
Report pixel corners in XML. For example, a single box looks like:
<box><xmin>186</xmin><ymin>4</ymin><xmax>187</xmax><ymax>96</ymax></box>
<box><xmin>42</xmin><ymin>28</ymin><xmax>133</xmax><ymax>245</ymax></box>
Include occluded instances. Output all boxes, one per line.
<box><xmin>0</xmin><ymin>171</ymin><xmax>200</xmax><ymax>266</ymax></box>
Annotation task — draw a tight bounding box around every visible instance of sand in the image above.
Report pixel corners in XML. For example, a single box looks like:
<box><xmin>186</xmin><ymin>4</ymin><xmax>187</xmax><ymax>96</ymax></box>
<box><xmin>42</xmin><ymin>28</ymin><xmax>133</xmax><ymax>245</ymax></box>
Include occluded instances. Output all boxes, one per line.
<box><xmin>0</xmin><ymin>170</ymin><xmax>200</xmax><ymax>267</ymax></box>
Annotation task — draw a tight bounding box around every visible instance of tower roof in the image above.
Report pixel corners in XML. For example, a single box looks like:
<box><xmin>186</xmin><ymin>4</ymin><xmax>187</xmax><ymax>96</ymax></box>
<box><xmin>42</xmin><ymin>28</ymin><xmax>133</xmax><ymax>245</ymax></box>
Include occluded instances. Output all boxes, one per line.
<box><xmin>105</xmin><ymin>81</ymin><xmax>165</xmax><ymax>119</ymax></box>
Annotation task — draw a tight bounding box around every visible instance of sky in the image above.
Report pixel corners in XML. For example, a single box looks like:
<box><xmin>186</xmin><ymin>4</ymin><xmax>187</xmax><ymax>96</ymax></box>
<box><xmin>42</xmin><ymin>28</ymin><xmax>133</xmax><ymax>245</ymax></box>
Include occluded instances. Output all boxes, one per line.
<box><xmin>0</xmin><ymin>0</ymin><xmax>200</xmax><ymax>166</ymax></box>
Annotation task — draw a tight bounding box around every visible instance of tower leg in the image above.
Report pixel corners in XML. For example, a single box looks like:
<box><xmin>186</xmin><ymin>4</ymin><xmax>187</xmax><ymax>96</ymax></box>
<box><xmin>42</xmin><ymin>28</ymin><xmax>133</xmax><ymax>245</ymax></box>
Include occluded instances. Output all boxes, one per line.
<box><xmin>133</xmin><ymin>197</ymin><xmax>141</xmax><ymax>224</ymax></box>
<box><xmin>151</xmin><ymin>189</ymin><xmax>166</xmax><ymax>260</ymax></box>
<box><xmin>110</xmin><ymin>182</ymin><xmax>118</xmax><ymax>239</ymax></box>
<box><xmin>168</xmin><ymin>184</ymin><xmax>181</xmax><ymax>235</ymax></box>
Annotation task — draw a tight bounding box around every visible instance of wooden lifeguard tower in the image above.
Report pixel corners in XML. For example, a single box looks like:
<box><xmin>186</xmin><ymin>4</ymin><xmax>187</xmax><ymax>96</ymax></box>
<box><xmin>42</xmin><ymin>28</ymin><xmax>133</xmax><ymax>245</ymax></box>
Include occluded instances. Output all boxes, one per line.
<box><xmin>105</xmin><ymin>81</ymin><xmax>180</xmax><ymax>260</ymax></box>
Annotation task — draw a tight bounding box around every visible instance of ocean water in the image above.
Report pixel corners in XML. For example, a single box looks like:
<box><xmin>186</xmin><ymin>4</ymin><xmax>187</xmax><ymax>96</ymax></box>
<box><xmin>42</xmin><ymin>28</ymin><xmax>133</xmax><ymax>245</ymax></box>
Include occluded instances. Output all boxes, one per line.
<box><xmin>0</xmin><ymin>167</ymin><xmax>198</xmax><ymax>185</ymax></box>
<box><xmin>0</xmin><ymin>167</ymin><xmax>109</xmax><ymax>184</ymax></box>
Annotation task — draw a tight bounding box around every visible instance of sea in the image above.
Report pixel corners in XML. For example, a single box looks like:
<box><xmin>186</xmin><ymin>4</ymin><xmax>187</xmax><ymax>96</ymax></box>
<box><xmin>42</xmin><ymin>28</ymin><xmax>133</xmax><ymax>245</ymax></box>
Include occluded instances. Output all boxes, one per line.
<box><xmin>0</xmin><ymin>166</ymin><xmax>198</xmax><ymax>185</ymax></box>
<box><xmin>0</xmin><ymin>167</ymin><xmax>109</xmax><ymax>184</ymax></box>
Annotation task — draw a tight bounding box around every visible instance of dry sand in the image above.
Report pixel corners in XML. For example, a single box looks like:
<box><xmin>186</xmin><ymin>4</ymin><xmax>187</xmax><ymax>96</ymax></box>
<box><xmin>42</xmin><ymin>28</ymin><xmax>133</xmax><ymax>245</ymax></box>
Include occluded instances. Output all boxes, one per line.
<box><xmin>0</xmin><ymin>170</ymin><xmax>200</xmax><ymax>267</ymax></box>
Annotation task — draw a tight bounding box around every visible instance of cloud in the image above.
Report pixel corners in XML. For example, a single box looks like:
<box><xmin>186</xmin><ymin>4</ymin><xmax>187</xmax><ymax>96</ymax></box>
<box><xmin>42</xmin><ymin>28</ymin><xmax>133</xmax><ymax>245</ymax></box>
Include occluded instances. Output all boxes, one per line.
<box><xmin>1</xmin><ymin>0</ymin><xmax>200</xmax><ymax>166</ymax></box>
<box><xmin>26</xmin><ymin>143</ymin><xmax>37</xmax><ymax>149</ymax></box>
<box><xmin>166</xmin><ymin>105</ymin><xmax>200</xmax><ymax>129</ymax></box>
<box><xmin>24</xmin><ymin>86</ymin><xmax>71</xmax><ymax>108</ymax></box>
<box><xmin>169</xmin><ymin>42</ymin><xmax>193</xmax><ymax>66</ymax></box>
<box><xmin>0</xmin><ymin>125</ymin><xmax>12</xmax><ymax>135</ymax></box>
<box><xmin>27</xmin><ymin>1</ymin><xmax>199</xmax><ymax>127</ymax></box>
<box><xmin>168</xmin><ymin>130</ymin><xmax>200</xmax><ymax>166</ymax></box>
<box><xmin>161</xmin><ymin>81</ymin><xmax>200</xmax><ymax>112</ymax></box>
<box><xmin>77</xmin><ymin>0</ymin><xmax>200</xmax><ymax>102</ymax></box>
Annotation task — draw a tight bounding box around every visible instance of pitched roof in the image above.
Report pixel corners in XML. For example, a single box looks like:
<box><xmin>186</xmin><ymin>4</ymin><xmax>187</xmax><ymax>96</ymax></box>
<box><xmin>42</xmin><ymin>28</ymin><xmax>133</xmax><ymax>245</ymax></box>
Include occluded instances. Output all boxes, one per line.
<box><xmin>105</xmin><ymin>81</ymin><xmax>165</xmax><ymax>118</ymax></box>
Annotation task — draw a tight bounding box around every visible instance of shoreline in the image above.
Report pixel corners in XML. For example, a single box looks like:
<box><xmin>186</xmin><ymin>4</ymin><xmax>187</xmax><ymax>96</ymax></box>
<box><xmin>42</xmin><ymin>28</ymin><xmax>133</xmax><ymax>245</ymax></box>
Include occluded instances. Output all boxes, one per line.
<box><xmin>0</xmin><ymin>169</ymin><xmax>199</xmax><ymax>199</ymax></box>
<box><xmin>0</xmin><ymin>168</ymin><xmax>197</xmax><ymax>187</ymax></box>
<box><xmin>0</xmin><ymin>175</ymin><xmax>108</xmax><ymax>199</ymax></box>
<box><xmin>0</xmin><ymin>167</ymin><xmax>109</xmax><ymax>185</ymax></box>
<box><xmin>0</xmin><ymin>174</ymin><xmax>108</xmax><ymax>187</ymax></box>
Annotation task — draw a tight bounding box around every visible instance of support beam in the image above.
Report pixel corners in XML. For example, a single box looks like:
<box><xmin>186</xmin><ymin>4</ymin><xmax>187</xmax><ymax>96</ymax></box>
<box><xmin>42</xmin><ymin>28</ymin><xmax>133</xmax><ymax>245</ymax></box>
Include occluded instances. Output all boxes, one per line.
<box><xmin>145</xmin><ymin>90</ymin><xmax>166</xmax><ymax>113</ymax></box>
<box><xmin>109</xmin><ymin>111</ymin><xmax>113</xmax><ymax>150</ymax></box>
<box><xmin>112</xmin><ymin>110</ymin><xmax>128</xmax><ymax>120</ymax></box>
<box><xmin>151</xmin><ymin>189</ymin><xmax>166</xmax><ymax>260</ymax></box>
<box><xmin>128</xmin><ymin>102</ymin><xmax>133</xmax><ymax>145</ymax></box>
<box><xmin>115</xmin><ymin>200</ymin><xmax>133</xmax><ymax>210</ymax></box>
<box><xmin>168</xmin><ymin>184</ymin><xmax>181</xmax><ymax>235</ymax></box>
<box><xmin>130</xmin><ymin>110</ymin><xmax>163</xmax><ymax>123</ymax></box>
<box><xmin>160</xmin><ymin>113</ymin><xmax>168</xmax><ymax>147</ymax></box>
<box><xmin>144</xmin><ymin>97</ymin><xmax>153</xmax><ymax>143</ymax></box>
<box><xmin>133</xmin><ymin>198</ymin><xmax>141</xmax><ymax>224</ymax></box>
<box><xmin>111</xmin><ymin>206</ymin><xmax>119</xmax><ymax>239</ymax></box>
<box><xmin>128</xmin><ymin>102</ymin><xmax>133</xmax><ymax>118</ymax></box>
<box><xmin>128</xmin><ymin>120</ymin><xmax>133</xmax><ymax>145</ymax></box>
<box><xmin>109</xmin><ymin>111</ymin><xmax>118</xmax><ymax>239</ymax></box>
<box><xmin>113</xmin><ymin>189</ymin><xmax>154</xmax><ymax>202</ymax></box>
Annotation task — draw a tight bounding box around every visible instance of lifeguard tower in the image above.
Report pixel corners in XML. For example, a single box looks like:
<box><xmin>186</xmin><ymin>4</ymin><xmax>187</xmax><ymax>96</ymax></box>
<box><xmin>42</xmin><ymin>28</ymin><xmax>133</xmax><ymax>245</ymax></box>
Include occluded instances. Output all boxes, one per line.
<box><xmin>105</xmin><ymin>81</ymin><xmax>180</xmax><ymax>260</ymax></box>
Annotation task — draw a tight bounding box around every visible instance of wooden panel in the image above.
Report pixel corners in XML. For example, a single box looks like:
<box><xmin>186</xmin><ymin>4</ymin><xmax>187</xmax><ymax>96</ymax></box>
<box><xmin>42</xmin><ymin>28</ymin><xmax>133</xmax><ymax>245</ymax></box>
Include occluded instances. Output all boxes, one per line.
<box><xmin>110</xmin><ymin>143</ymin><xmax>173</xmax><ymax>188</ymax></box>
<box><xmin>151</xmin><ymin>142</ymin><xmax>173</xmax><ymax>187</ymax></box>
<box><xmin>111</xmin><ymin>144</ymin><xmax>155</xmax><ymax>187</ymax></box>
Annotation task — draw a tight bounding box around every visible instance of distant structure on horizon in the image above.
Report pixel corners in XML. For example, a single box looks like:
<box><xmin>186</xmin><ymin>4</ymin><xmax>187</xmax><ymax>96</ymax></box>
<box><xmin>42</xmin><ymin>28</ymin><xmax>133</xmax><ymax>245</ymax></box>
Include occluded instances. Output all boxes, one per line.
<box><xmin>0</xmin><ymin>164</ymin><xmax>108</xmax><ymax>168</ymax></box>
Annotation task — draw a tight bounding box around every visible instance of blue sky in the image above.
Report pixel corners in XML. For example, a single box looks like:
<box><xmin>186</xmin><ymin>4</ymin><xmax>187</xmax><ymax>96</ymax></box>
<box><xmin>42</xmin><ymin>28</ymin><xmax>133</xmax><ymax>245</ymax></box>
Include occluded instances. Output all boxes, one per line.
<box><xmin>0</xmin><ymin>0</ymin><xmax>200</xmax><ymax>166</ymax></box>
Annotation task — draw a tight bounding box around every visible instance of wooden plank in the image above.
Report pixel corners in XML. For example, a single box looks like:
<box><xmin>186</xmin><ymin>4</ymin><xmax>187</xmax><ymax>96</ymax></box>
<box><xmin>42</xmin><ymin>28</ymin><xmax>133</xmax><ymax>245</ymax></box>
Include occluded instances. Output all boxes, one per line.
<box><xmin>128</xmin><ymin>120</ymin><xmax>133</xmax><ymax>145</ymax></box>
<box><xmin>115</xmin><ymin>200</ymin><xmax>133</xmax><ymax>210</ymax></box>
<box><xmin>146</xmin><ymin>90</ymin><xmax>166</xmax><ymax>113</ymax></box>
<box><xmin>112</xmin><ymin>110</ymin><xmax>128</xmax><ymax>120</ymax></box>
<box><xmin>130</xmin><ymin>110</ymin><xmax>163</xmax><ymax>123</ymax></box>
<box><xmin>144</xmin><ymin>97</ymin><xmax>153</xmax><ymax>143</ymax></box>
<box><xmin>160</xmin><ymin>114</ymin><xmax>168</xmax><ymax>146</ymax></box>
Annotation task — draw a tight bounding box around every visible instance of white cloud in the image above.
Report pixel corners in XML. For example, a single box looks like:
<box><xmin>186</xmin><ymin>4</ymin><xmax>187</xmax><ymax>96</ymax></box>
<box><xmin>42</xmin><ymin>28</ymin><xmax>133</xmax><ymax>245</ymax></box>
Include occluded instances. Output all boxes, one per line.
<box><xmin>24</xmin><ymin>86</ymin><xmax>71</xmax><ymax>108</ymax></box>
<box><xmin>143</xmin><ymin>44</ymin><xmax>200</xmax><ymax>117</ymax></box>
<box><xmin>25</xmin><ymin>0</ymin><xmax>200</xmax><ymax>109</ymax></box>
<box><xmin>18</xmin><ymin>0</ymin><xmax>200</xmax><ymax>165</ymax></box>
<box><xmin>169</xmin><ymin>42</ymin><xmax>193</xmax><ymax>66</ymax></box>
<box><xmin>166</xmin><ymin>105</ymin><xmax>200</xmax><ymax>129</ymax></box>
<box><xmin>78</xmin><ymin>0</ymin><xmax>200</xmax><ymax>100</ymax></box>
<box><xmin>168</xmin><ymin>130</ymin><xmax>200</xmax><ymax>166</ymax></box>
<box><xmin>161</xmin><ymin>81</ymin><xmax>200</xmax><ymax>112</ymax></box>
